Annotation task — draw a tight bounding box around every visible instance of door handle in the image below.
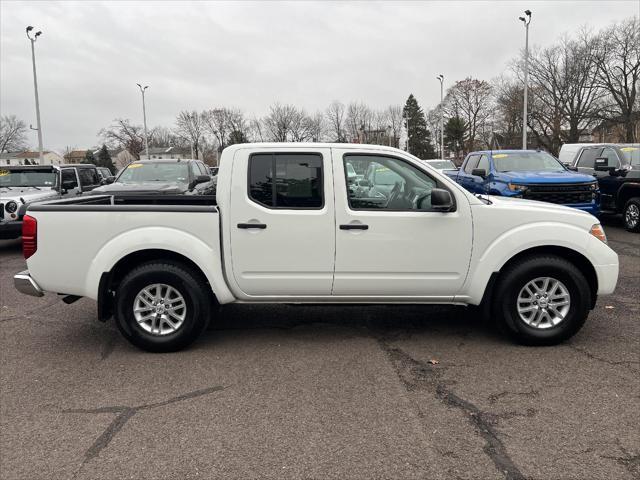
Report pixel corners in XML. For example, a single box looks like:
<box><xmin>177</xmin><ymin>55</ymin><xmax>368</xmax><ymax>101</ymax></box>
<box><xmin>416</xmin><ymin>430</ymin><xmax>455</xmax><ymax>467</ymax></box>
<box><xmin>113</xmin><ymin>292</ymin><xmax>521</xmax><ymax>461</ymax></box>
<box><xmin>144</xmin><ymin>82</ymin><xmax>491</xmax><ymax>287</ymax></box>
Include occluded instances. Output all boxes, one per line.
<box><xmin>340</xmin><ymin>224</ymin><xmax>369</xmax><ymax>230</ymax></box>
<box><xmin>237</xmin><ymin>223</ymin><xmax>267</xmax><ymax>229</ymax></box>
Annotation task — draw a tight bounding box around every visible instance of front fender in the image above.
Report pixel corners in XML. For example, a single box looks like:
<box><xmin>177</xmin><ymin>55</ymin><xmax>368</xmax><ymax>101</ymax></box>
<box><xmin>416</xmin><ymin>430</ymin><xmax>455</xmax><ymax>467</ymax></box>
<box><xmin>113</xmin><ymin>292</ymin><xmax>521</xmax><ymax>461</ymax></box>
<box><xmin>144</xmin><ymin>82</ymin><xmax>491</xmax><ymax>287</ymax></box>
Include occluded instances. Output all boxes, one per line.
<box><xmin>86</xmin><ymin>226</ymin><xmax>235</xmax><ymax>303</ymax></box>
<box><xmin>458</xmin><ymin>221</ymin><xmax>616</xmax><ymax>305</ymax></box>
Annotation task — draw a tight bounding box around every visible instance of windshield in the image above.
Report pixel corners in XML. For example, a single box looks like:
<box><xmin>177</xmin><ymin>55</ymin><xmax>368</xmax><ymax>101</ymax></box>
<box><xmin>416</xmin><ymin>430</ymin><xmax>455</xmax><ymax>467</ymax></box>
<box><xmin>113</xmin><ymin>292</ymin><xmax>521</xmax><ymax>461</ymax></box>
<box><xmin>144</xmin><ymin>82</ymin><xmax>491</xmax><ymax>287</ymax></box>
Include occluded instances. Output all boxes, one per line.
<box><xmin>117</xmin><ymin>162</ymin><xmax>189</xmax><ymax>184</ymax></box>
<box><xmin>619</xmin><ymin>146</ymin><xmax>640</xmax><ymax>166</ymax></box>
<box><xmin>492</xmin><ymin>151</ymin><xmax>565</xmax><ymax>172</ymax></box>
<box><xmin>0</xmin><ymin>169</ymin><xmax>57</xmax><ymax>188</ymax></box>
<box><xmin>427</xmin><ymin>160</ymin><xmax>456</xmax><ymax>169</ymax></box>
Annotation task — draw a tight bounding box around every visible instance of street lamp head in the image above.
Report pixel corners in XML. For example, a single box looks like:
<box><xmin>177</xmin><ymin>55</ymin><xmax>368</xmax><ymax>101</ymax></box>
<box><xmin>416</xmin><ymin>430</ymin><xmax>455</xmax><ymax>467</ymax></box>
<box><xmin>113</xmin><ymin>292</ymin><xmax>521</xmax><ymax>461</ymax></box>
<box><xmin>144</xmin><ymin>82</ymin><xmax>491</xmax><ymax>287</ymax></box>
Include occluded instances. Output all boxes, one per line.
<box><xmin>26</xmin><ymin>26</ymin><xmax>34</xmax><ymax>32</ymax></box>
<box><xmin>525</xmin><ymin>9</ymin><xmax>531</xmax><ymax>17</ymax></box>
<box><xmin>519</xmin><ymin>16</ymin><xmax>525</xmax><ymax>22</ymax></box>
<box><xmin>35</xmin><ymin>31</ymin><xmax>42</xmax><ymax>37</ymax></box>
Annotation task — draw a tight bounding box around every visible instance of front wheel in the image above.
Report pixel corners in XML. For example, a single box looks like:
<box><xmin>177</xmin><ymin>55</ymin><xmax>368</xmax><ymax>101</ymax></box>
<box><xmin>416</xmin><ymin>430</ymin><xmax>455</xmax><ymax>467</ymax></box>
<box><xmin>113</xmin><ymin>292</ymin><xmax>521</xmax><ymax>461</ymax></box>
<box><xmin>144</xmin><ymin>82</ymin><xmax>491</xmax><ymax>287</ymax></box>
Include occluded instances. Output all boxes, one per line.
<box><xmin>493</xmin><ymin>255</ymin><xmax>591</xmax><ymax>346</ymax></box>
<box><xmin>115</xmin><ymin>261</ymin><xmax>211</xmax><ymax>352</ymax></box>
<box><xmin>623</xmin><ymin>197</ymin><xmax>640</xmax><ymax>232</ymax></box>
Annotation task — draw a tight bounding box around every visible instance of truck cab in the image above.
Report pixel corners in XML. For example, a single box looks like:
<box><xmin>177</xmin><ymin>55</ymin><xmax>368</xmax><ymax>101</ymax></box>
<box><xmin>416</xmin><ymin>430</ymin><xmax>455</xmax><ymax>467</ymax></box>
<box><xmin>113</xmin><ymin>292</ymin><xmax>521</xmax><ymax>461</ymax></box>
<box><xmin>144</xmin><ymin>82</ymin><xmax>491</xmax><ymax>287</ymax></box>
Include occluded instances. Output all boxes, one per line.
<box><xmin>571</xmin><ymin>144</ymin><xmax>640</xmax><ymax>232</ymax></box>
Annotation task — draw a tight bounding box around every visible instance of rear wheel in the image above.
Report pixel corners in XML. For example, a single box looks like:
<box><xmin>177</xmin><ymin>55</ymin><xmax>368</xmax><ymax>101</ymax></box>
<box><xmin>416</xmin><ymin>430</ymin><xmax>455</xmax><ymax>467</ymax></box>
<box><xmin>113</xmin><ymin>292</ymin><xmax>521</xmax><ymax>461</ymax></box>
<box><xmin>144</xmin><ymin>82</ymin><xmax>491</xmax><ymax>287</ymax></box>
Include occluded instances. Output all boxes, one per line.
<box><xmin>115</xmin><ymin>261</ymin><xmax>211</xmax><ymax>352</ymax></box>
<box><xmin>623</xmin><ymin>197</ymin><xmax>640</xmax><ymax>232</ymax></box>
<box><xmin>494</xmin><ymin>255</ymin><xmax>591</xmax><ymax>345</ymax></box>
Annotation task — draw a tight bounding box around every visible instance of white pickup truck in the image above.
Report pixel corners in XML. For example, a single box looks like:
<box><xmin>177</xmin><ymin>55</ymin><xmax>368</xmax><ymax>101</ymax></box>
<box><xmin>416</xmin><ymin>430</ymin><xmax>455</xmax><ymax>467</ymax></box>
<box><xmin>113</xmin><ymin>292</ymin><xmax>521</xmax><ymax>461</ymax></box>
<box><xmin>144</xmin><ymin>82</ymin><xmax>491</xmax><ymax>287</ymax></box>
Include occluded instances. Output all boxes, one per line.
<box><xmin>14</xmin><ymin>143</ymin><xmax>619</xmax><ymax>352</ymax></box>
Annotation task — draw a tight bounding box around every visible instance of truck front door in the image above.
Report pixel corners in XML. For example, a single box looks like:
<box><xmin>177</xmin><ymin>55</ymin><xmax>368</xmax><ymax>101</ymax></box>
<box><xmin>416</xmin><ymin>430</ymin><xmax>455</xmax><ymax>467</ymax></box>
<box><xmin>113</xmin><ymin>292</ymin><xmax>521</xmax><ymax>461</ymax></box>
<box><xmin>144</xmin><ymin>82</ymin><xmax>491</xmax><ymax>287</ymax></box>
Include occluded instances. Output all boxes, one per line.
<box><xmin>229</xmin><ymin>148</ymin><xmax>335</xmax><ymax>296</ymax></box>
<box><xmin>332</xmin><ymin>149</ymin><xmax>473</xmax><ymax>298</ymax></box>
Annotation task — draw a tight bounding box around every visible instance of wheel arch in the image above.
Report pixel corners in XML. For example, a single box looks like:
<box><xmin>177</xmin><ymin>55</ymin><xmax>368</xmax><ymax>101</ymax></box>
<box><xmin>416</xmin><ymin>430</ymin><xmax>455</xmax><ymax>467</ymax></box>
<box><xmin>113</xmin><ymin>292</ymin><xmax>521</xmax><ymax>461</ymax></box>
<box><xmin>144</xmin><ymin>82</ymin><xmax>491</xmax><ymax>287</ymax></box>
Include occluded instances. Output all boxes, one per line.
<box><xmin>479</xmin><ymin>245</ymin><xmax>598</xmax><ymax>315</ymax></box>
<box><xmin>616</xmin><ymin>184</ymin><xmax>640</xmax><ymax>210</ymax></box>
<box><xmin>97</xmin><ymin>249</ymin><xmax>226</xmax><ymax>322</ymax></box>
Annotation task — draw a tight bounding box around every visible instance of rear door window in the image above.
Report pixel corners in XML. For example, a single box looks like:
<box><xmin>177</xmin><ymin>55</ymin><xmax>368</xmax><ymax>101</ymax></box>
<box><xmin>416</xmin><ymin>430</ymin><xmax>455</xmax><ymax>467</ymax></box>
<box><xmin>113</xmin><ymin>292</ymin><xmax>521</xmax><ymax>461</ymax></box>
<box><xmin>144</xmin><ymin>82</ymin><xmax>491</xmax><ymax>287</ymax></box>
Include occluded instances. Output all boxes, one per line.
<box><xmin>249</xmin><ymin>153</ymin><xmax>323</xmax><ymax>209</ymax></box>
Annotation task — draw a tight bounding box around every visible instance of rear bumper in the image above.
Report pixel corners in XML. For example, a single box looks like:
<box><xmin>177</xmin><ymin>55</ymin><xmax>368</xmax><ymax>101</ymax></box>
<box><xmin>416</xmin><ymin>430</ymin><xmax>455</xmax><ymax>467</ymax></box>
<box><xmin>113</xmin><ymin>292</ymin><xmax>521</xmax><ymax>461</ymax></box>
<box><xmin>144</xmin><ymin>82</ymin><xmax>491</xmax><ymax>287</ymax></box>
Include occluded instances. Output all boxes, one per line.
<box><xmin>0</xmin><ymin>221</ymin><xmax>23</xmax><ymax>240</ymax></box>
<box><xmin>14</xmin><ymin>270</ymin><xmax>44</xmax><ymax>297</ymax></box>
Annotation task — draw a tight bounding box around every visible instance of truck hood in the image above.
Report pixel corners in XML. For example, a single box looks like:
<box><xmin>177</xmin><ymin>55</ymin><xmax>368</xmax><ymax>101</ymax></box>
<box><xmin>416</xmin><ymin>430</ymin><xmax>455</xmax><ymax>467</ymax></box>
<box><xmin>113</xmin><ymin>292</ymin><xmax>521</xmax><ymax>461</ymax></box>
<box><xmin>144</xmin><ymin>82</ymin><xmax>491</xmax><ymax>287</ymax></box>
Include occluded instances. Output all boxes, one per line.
<box><xmin>498</xmin><ymin>170</ymin><xmax>596</xmax><ymax>184</ymax></box>
<box><xmin>0</xmin><ymin>187</ymin><xmax>59</xmax><ymax>203</ymax></box>
<box><xmin>485</xmin><ymin>194</ymin><xmax>595</xmax><ymax>226</ymax></box>
<box><xmin>91</xmin><ymin>182</ymin><xmax>188</xmax><ymax>195</ymax></box>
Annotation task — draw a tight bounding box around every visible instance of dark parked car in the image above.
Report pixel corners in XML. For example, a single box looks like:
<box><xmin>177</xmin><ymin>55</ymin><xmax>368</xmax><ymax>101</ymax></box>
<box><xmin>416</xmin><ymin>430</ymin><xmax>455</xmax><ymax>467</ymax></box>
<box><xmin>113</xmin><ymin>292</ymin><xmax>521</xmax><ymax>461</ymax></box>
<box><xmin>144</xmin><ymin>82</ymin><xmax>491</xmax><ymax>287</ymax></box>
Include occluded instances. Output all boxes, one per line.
<box><xmin>91</xmin><ymin>159</ymin><xmax>215</xmax><ymax>196</ymax></box>
<box><xmin>570</xmin><ymin>144</ymin><xmax>640</xmax><ymax>232</ymax></box>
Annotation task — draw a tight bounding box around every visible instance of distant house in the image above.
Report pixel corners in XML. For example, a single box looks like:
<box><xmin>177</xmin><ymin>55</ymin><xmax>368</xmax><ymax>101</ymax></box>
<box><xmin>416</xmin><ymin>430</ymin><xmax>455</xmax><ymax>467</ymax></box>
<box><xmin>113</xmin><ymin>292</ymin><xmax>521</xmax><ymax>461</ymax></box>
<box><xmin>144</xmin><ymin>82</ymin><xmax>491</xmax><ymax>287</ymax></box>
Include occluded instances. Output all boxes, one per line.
<box><xmin>591</xmin><ymin>113</ymin><xmax>640</xmax><ymax>143</ymax></box>
<box><xmin>0</xmin><ymin>151</ymin><xmax>63</xmax><ymax>166</ymax></box>
<box><xmin>144</xmin><ymin>146</ymin><xmax>191</xmax><ymax>160</ymax></box>
<box><xmin>64</xmin><ymin>150</ymin><xmax>89</xmax><ymax>164</ymax></box>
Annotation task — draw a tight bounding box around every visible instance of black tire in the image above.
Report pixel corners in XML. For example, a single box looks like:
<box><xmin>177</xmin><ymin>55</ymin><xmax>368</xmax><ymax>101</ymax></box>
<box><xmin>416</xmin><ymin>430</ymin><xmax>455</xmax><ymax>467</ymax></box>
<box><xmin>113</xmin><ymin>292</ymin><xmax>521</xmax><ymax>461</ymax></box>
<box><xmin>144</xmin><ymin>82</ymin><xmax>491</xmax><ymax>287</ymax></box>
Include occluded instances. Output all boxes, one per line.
<box><xmin>115</xmin><ymin>261</ymin><xmax>211</xmax><ymax>352</ymax></box>
<box><xmin>493</xmin><ymin>255</ymin><xmax>591</xmax><ymax>346</ymax></box>
<box><xmin>623</xmin><ymin>197</ymin><xmax>640</xmax><ymax>233</ymax></box>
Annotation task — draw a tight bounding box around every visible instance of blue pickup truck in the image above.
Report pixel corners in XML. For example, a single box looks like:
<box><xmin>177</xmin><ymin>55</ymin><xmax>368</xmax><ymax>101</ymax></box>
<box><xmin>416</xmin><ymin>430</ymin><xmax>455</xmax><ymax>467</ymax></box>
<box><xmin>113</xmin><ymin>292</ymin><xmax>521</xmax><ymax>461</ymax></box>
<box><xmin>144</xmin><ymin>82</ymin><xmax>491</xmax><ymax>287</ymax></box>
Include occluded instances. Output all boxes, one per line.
<box><xmin>444</xmin><ymin>150</ymin><xmax>600</xmax><ymax>215</ymax></box>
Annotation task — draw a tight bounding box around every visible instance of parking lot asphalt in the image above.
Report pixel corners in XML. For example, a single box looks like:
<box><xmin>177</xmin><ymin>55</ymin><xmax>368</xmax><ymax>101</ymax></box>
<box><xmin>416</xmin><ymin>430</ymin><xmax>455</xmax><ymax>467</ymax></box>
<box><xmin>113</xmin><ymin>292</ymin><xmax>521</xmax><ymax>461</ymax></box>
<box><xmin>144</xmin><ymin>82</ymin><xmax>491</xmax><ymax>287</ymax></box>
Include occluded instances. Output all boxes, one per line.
<box><xmin>0</xmin><ymin>216</ymin><xmax>638</xmax><ymax>480</ymax></box>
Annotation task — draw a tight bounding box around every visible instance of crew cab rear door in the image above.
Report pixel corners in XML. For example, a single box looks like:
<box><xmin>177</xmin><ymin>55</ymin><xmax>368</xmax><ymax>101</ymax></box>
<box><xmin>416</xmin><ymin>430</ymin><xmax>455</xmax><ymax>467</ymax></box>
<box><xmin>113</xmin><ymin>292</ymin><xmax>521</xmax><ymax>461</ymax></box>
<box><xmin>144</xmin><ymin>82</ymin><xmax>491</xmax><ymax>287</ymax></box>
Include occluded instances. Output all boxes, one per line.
<box><xmin>332</xmin><ymin>148</ymin><xmax>473</xmax><ymax>298</ymax></box>
<box><xmin>228</xmin><ymin>147</ymin><xmax>335</xmax><ymax>296</ymax></box>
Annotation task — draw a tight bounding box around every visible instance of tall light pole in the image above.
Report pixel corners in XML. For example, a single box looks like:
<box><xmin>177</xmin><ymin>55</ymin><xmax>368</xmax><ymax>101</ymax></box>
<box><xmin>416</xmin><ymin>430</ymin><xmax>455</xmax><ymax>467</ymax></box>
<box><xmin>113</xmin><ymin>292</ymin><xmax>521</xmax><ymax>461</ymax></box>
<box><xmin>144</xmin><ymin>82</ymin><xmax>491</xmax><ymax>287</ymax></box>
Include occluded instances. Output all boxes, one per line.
<box><xmin>436</xmin><ymin>74</ymin><xmax>444</xmax><ymax>159</ymax></box>
<box><xmin>519</xmin><ymin>10</ymin><xmax>532</xmax><ymax>150</ymax></box>
<box><xmin>26</xmin><ymin>26</ymin><xmax>44</xmax><ymax>164</ymax></box>
<box><xmin>136</xmin><ymin>83</ymin><xmax>150</xmax><ymax>159</ymax></box>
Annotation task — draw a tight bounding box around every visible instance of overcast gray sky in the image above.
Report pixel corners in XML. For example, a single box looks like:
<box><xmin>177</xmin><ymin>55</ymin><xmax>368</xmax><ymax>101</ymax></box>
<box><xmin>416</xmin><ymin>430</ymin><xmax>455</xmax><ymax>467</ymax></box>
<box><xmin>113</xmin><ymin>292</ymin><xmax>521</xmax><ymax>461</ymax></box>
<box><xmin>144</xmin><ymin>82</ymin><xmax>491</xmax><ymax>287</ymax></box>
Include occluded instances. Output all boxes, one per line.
<box><xmin>1</xmin><ymin>0</ymin><xmax>637</xmax><ymax>152</ymax></box>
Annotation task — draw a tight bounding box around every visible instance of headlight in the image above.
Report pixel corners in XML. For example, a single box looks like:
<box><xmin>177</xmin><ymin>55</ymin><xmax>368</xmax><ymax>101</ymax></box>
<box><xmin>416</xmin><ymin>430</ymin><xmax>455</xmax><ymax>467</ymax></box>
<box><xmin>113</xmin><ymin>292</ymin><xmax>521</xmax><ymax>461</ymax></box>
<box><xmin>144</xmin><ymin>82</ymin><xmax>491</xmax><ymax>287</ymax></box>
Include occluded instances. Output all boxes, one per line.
<box><xmin>589</xmin><ymin>224</ymin><xmax>607</xmax><ymax>244</ymax></box>
<box><xmin>590</xmin><ymin>183</ymin><xmax>598</xmax><ymax>191</ymax></box>
<box><xmin>5</xmin><ymin>201</ymin><xmax>18</xmax><ymax>213</ymax></box>
<box><xmin>508</xmin><ymin>183</ymin><xmax>527</xmax><ymax>192</ymax></box>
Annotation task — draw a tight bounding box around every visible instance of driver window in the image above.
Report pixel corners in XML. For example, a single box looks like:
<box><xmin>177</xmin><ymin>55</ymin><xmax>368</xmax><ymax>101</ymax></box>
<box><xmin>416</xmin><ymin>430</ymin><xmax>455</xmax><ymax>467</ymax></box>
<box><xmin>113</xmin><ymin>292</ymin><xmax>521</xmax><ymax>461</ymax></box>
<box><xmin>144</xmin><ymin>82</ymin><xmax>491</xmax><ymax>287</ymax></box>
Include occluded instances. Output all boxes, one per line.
<box><xmin>344</xmin><ymin>154</ymin><xmax>438</xmax><ymax>211</ymax></box>
<box><xmin>601</xmin><ymin>148</ymin><xmax>620</xmax><ymax>167</ymax></box>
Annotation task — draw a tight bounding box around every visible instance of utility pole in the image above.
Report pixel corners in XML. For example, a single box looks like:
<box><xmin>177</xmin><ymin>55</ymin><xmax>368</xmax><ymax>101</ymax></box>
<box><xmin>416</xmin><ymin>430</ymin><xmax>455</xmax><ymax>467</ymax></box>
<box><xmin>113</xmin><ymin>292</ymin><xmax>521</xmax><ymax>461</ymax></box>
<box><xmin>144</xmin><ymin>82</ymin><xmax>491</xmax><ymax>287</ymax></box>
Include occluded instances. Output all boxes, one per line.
<box><xmin>519</xmin><ymin>10</ymin><xmax>532</xmax><ymax>150</ymax></box>
<box><xmin>137</xmin><ymin>84</ymin><xmax>150</xmax><ymax>159</ymax></box>
<box><xmin>26</xmin><ymin>26</ymin><xmax>44</xmax><ymax>164</ymax></box>
<box><xmin>436</xmin><ymin>74</ymin><xmax>444</xmax><ymax>159</ymax></box>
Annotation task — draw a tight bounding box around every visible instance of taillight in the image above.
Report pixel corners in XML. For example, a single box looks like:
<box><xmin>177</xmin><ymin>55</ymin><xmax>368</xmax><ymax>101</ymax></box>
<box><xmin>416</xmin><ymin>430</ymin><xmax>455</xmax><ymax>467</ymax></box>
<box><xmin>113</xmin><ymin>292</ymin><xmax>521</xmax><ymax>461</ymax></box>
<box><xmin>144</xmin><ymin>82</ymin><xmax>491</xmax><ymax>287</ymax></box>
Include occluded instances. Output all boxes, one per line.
<box><xmin>22</xmin><ymin>215</ymin><xmax>37</xmax><ymax>259</ymax></box>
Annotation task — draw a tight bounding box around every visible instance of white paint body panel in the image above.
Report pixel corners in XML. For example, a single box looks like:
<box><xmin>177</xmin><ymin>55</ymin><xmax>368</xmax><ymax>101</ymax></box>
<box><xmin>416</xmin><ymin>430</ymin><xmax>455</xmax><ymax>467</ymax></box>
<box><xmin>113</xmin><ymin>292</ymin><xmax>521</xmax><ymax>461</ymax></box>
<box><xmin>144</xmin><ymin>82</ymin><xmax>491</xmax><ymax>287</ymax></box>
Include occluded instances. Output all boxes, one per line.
<box><xmin>25</xmin><ymin>143</ymin><xmax>618</xmax><ymax>308</ymax></box>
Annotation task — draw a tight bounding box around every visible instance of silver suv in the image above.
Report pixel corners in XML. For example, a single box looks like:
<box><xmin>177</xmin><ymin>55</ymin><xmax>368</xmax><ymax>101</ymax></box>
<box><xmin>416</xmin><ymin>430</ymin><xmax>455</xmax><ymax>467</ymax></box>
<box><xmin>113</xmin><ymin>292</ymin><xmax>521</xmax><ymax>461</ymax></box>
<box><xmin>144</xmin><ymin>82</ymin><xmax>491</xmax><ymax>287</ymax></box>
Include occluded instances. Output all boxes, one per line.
<box><xmin>0</xmin><ymin>164</ymin><xmax>102</xmax><ymax>239</ymax></box>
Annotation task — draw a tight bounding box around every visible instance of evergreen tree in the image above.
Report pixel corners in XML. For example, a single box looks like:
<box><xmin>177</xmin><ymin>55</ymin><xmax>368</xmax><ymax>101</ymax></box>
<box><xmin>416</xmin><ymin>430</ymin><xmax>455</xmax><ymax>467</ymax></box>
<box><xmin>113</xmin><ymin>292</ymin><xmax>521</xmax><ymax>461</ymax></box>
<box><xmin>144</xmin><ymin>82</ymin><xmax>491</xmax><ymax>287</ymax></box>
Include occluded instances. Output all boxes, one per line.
<box><xmin>402</xmin><ymin>94</ymin><xmax>435</xmax><ymax>159</ymax></box>
<box><xmin>97</xmin><ymin>144</ymin><xmax>115</xmax><ymax>172</ymax></box>
<box><xmin>444</xmin><ymin>117</ymin><xmax>467</xmax><ymax>159</ymax></box>
<box><xmin>83</xmin><ymin>149</ymin><xmax>96</xmax><ymax>165</ymax></box>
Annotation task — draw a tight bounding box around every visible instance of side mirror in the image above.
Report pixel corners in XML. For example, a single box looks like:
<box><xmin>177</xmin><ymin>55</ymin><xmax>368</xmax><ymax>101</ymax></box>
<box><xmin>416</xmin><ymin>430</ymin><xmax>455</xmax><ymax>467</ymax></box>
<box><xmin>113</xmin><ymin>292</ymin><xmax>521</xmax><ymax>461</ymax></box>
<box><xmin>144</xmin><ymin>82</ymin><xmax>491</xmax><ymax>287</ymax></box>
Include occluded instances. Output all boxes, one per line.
<box><xmin>430</xmin><ymin>188</ymin><xmax>454</xmax><ymax>212</ymax></box>
<box><xmin>62</xmin><ymin>180</ymin><xmax>76</xmax><ymax>190</ymax></box>
<box><xmin>594</xmin><ymin>157</ymin><xmax>616</xmax><ymax>175</ymax></box>
<box><xmin>358</xmin><ymin>179</ymin><xmax>372</xmax><ymax>188</ymax></box>
<box><xmin>190</xmin><ymin>174</ymin><xmax>210</xmax><ymax>189</ymax></box>
<box><xmin>471</xmin><ymin>168</ymin><xmax>487</xmax><ymax>179</ymax></box>
<box><xmin>105</xmin><ymin>176</ymin><xmax>115</xmax><ymax>184</ymax></box>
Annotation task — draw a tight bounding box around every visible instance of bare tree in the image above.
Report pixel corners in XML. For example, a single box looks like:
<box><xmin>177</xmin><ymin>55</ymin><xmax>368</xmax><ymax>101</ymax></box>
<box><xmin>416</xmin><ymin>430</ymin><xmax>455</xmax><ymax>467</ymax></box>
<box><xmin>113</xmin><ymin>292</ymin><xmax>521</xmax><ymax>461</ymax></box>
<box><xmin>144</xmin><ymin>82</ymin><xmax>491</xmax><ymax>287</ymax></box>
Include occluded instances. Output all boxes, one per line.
<box><xmin>325</xmin><ymin>101</ymin><xmax>346</xmax><ymax>142</ymax></box>
<box><xmin>99</xmin><ymin>119</ymin><xmax>145</xmax><ymax>160</ymax></box>
<box><xmin>387</xmin><ymin>105</ymin><xmax>403</xmax><ymax>148</ymax></box>
<box><xmin>443</xmin><ymin>78</ymin><xmax>493</xmax><ymax>153</ymax></box>
<box><xmin>345</xmin><ymin>102</ymin><xmax>373</xmax><ymax>142</ymax></box>
<box><xmin>592</xmin><ymin>17</ymin><xmax>640</xmax><ymax>142</ymax></box>
<box><xmin>0</xmin><ymin>115</ymin><xmax>28</xmax><ymax>152</ymax></box>
<box><xmin>248</xmin><ymin>117</ymin><xmax>266</xmax><ymax>142</ymax></box>
<box><xmin>263</xmin><ymin>103</ymin><xmax>301</xmax><ymax>142</ymax></box>
<box><xmin>491</xmin><ymin>76</ymin><xmax>524</xmax><ymax>148</ymax></box>
<box><xmin>174</xmin><ymin>111</ymin><xmax>204</xmax><ymax>159</ymax></box>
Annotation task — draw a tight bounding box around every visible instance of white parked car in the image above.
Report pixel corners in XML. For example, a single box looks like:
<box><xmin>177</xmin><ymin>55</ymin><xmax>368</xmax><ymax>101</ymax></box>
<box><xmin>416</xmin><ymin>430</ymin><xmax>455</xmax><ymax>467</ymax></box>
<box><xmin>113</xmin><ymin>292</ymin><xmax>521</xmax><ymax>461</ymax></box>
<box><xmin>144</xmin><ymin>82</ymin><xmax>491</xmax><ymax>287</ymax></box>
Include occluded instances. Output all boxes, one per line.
<box><xmin>14</xmin><ymin>143</ymin><xmax>618</xmax><ymax>351</ymax></box>
<box><xmin>421</xmin><ymin>159</ymin><xmax>458</xmax><ymax>172</ymax></box>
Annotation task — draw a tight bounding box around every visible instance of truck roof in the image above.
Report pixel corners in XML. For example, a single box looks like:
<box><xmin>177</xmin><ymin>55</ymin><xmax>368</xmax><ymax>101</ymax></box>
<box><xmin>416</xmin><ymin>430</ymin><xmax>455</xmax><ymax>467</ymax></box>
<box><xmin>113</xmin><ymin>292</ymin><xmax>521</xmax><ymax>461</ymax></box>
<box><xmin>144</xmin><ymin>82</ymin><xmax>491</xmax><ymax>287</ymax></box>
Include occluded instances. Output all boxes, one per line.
<box><xmin>221</xmin><ymin>142</ymin><xmax>412</xmax><ymax>156</ymax></box>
